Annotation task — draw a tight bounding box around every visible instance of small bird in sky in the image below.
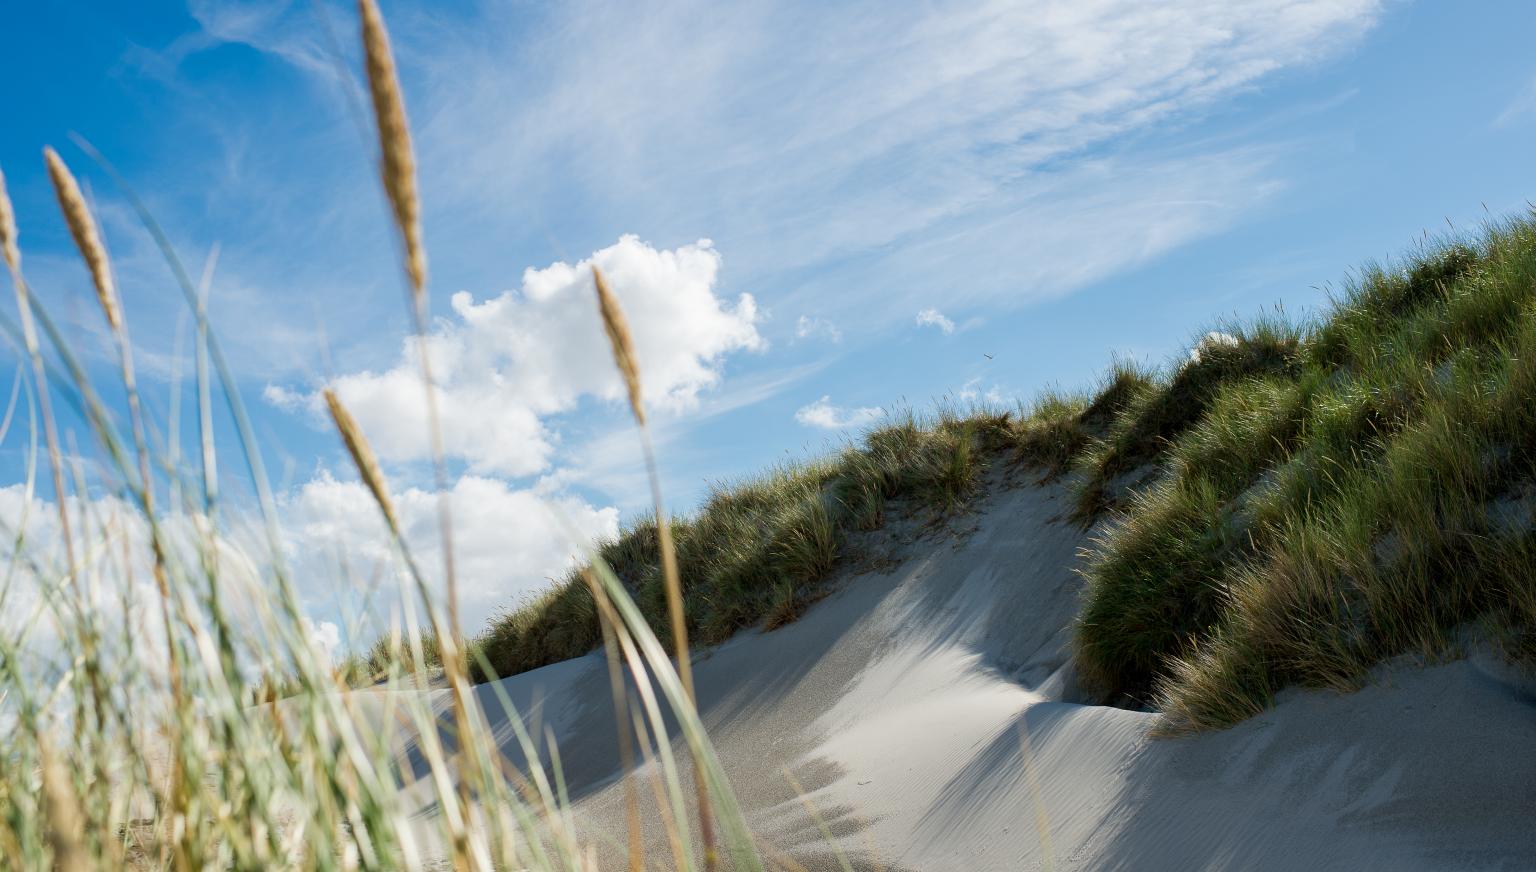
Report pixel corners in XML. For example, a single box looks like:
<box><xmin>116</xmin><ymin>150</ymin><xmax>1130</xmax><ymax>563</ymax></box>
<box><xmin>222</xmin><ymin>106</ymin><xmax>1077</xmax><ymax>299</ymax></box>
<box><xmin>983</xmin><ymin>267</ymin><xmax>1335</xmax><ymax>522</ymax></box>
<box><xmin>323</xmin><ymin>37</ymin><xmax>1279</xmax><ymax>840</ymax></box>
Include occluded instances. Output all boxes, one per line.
<box><xmin>983</xmin><ymin>353</ymin><xmax>994</xmax><ymax>360</ymax></box>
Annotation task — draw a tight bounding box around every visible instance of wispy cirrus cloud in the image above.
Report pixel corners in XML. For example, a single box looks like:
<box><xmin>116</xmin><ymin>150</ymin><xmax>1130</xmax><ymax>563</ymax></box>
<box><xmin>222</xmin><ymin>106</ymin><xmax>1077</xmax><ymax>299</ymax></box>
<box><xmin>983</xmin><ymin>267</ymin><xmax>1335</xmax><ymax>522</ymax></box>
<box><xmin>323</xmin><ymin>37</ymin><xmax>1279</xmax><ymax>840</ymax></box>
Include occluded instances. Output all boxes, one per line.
<box><xmin>794</xmin><ymin>315</ymin><xmax>842</xmax><ymax>344</ymax></box>
<box><xmin>149</xmin><ymin>0</ymin><xmax>1383</xmax><ymax>359</ymax></box>
<box><xmin>916</xmin><ymin>309</ymin><xmax>956</xmax><ymax>335</ymax></box>
<box><xmin>1494</xmin><ymin>73</ymin><xmax>1536</xmax><ymax>128</ymax></box>
<box><xmin>395</xmin><ymin>0</ymin><xmax>1381</xmax><ymax>327</ymax></box>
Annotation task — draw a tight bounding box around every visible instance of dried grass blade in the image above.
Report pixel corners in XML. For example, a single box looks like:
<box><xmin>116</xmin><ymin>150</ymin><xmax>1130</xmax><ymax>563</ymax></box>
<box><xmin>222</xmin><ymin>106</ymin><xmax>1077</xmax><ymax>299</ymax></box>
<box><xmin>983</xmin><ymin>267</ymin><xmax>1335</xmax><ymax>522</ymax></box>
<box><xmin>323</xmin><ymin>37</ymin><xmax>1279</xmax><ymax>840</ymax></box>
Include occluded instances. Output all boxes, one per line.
<box><xmin>323</xmin><ymin>388</ymin><xmax>400</xmax><ymax>532</ymax></box>
<box><xmin>358</xmin><ymin>0</ymin><xmax>426</xmax><ymax>298</ymax></box>
<box><xmin>44</xmin><ymin>148</ymin><xmax>119</xmax><ymax>332</ymax></box>
<box><xmin>591</xmin><ymin>262</ymin><xmax>719</xmax><ymax>866</ymax></box>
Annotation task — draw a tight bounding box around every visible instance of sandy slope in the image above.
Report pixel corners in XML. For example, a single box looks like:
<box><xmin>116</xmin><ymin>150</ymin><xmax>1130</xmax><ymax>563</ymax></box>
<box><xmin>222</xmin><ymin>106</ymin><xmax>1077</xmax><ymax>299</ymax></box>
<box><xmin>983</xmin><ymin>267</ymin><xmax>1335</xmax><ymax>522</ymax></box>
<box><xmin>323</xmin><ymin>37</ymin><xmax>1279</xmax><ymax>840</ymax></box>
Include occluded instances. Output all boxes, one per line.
<box><xmin>395</xmin><ymin>473</ymin><xmax>1536</xmax><ymax>870</ymax></box>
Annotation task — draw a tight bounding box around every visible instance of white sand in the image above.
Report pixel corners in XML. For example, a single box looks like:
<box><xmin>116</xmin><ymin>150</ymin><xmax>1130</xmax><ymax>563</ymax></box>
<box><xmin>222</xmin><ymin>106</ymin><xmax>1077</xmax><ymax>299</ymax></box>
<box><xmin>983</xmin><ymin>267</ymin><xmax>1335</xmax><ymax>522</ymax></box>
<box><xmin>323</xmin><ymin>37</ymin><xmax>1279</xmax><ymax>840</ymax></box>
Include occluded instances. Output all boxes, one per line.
<box><xmin>398</xmin><ymin>474</ymin><xmax>1536</xmax><ymax>869</ymax></box>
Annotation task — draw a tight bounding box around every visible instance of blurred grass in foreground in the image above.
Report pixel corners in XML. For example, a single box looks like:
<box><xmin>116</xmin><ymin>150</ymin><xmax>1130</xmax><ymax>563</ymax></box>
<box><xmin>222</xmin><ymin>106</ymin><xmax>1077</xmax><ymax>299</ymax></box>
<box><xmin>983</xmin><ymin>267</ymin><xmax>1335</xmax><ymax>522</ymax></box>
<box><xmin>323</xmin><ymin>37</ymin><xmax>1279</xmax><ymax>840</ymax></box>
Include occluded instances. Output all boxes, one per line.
<box><xmin>0</xmin><ymin>1</ymin><xmax>760</xmax><ymax>868</ymax></box>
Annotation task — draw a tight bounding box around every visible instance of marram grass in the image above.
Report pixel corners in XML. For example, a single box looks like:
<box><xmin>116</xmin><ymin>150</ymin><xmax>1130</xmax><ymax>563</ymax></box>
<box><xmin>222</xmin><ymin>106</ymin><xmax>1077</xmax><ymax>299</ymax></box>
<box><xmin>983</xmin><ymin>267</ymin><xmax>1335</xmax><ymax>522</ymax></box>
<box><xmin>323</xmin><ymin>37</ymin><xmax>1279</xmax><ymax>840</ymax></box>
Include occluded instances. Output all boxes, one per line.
<box><xmin>1071</xmin><ymin>230</ymin><xmax>1536</xmax><ymax>728</ymax></box>
<box><xmin>468</xmin><ymin>407</ymin><xmax>1014</xmax><ymax>682</ymax></box>
<box><xmin>6</xmin><ymin>2</ymin><xmax>1536</xmax><ymax>869</ymax></box>
<box><xmin>0</xmin><ymin>3</ymin><xmax>761</xmax><ymax>870</ymax></box>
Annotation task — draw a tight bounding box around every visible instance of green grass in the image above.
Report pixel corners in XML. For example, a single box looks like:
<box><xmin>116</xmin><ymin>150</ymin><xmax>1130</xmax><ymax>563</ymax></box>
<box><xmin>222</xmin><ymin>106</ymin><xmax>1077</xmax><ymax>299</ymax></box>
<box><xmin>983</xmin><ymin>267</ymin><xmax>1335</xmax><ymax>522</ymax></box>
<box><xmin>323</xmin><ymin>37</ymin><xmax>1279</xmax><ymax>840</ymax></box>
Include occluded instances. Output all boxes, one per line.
<box><xmin>1070</xmin><ymin>319</ymin><xmax>1303</xmax><ymax>520</ymax></box>
<box><xmin>1073</xmin><ymin>221</ymin><xmax>1536</xmax><ymax>728</ymax></box>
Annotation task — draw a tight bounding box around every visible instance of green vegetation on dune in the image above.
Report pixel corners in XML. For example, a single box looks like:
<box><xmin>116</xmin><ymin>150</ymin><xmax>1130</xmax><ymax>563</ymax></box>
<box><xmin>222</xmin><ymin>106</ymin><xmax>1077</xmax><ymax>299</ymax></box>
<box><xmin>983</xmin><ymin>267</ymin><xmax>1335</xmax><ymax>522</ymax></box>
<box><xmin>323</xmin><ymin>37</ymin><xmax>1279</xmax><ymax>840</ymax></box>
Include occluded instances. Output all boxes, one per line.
<box><xmin>1070</xmin><ymin>319</ymin><xmax>1303</xmax><ymax>520</ymax></box>
<box><xmin>465</xmin><ymin>214</ymin><xmax>1536</xmax><ymax>734</ymax></box>
<box><xmin>1075</xmin><ymin>227</ymin><xmax>1536</xmax><ymax>728</ymax></box>
<box><xmin>469</xmin><ymin>409</ymin><xmax>1018</xmax><ymax>682</ymax></box>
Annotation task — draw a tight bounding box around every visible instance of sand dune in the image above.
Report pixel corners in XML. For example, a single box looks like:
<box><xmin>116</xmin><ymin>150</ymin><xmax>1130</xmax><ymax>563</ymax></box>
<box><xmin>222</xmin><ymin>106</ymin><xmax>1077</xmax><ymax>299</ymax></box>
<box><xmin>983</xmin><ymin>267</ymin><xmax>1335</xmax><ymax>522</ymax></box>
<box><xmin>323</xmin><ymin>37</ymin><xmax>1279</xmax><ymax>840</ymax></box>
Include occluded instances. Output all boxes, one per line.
<box><xmin>395</xmin><ymin>474</ymin><xmax>1536</xmax><ymax>869</ymax></box>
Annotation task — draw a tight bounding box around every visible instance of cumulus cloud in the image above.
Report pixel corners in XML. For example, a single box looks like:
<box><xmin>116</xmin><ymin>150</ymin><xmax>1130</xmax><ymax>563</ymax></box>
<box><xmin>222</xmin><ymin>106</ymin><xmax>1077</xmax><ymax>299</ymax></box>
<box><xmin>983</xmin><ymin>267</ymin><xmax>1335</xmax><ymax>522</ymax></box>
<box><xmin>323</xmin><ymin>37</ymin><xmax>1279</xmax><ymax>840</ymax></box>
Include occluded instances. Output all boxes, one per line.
<box><xmin>795</xmin><ymin>396</ymin><xmax>882</xmax><ymax>430</ymax></box>
<box><xmin>794</xmin><ymin>315</ymin><xmax>842</xmax><ymax>343</ymax></box>
<box><xmin>304</xmin><ymin>618</ymin><xmax>343</xmax><ymax>664</ymax></box>
<box><xmin>274</xmin><ymin>236</ymin><xmax>764</xmax><ymax>476</ymax></box>
<box><xmin>0</xmin><ymin>468</ymin><xmax>620</xmax><ymax>656</ymax></box>
<box><xmin>284</xmin><ymin>471</ymin><xmax>619</xmax><ymax>629</ymax></box>
<box><xmin>262</xmin><ymin>383</ymin><xmax>307</xmax><ymax>411</ymax></box>
<box><xmin>0</xmin><ymin>485</ymin><xmax>275</xmax><ymax>672</ymax></box>
<box><xmin>916</xmin><ymin>308</ymin><xmax>956</xmax><ymax>334</ymax></box>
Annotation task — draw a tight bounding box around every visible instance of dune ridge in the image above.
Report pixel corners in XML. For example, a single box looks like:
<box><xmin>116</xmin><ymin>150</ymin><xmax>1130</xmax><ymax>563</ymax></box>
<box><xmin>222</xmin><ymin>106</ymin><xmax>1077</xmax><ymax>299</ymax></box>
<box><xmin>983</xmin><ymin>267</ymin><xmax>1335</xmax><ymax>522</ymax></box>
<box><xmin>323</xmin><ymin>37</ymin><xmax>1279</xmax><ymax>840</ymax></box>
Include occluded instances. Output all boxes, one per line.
<box><xmin>391</xmin><ymin>469</ymin><xmax>1536</xmax><ymax>869</ymax></box>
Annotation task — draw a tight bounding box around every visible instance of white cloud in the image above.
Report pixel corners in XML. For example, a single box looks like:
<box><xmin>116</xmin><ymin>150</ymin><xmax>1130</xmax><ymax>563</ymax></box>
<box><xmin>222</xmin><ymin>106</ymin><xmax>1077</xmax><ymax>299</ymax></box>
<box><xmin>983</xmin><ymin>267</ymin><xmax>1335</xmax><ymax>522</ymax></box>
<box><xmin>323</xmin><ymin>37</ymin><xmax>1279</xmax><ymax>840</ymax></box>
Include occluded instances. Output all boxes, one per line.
<box><xmin>794</xmin><ymin>315</ymin><xmax>842</xmax><ymax>343</ymax></box>
<box><xmin>168</xmin><ymin>0</ymin><xmax>336</xmax><ymax>77</ymax></box>
<box><xmin>95</xmin><ymin>0</ymin><xmax>1388</xmax><ymax>387</ymax></box>
<box><xmin>0</xmin><ymin>485</ymin><xmax>274</xmax><ymax>673</ymax></box>
<box><xmin>957</xmin><ymin>377</ymin><xmax>1007</xmax><ymax>405</ymax></box>
<box><xmin>0</xmin><ymin>468</ymin><xmax>620</xmax><ymax>655</ymax></box>
<box><xmin>916</xmin><ymin>308</ymin><xmax>956</xmax><ymax>335</ymax></box>
<box><xmin>284</xmin><ymin>471</ymin><xmax>619</xmax><ymax>629</ymax></box>
<box><xmin>794</xmin><ymin>396</ymin><xmax>883</xmax><ymax>430</ymax></box>
<box><xmin>274</xmin><ymin>236</ymin><xmax>764</xmax><ymax>476</ymax></box>
<box><xmin>262</xmin><ymin>383</ymin><xmax>307</xmax><ymax>411</ymax></box>
<box><xmin>304</xmin><ymin>618</ymin><xmax>343</xmax><ymax>664</ymax></box>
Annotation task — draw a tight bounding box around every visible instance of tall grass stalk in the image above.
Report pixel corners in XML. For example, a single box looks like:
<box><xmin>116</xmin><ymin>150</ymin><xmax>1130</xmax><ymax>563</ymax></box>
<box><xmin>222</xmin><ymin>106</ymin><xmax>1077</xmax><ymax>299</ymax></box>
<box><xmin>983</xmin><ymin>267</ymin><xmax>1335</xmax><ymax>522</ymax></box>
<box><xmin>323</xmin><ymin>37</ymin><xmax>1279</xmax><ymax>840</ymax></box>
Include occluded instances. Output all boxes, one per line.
<box><xmin>45</xmin><ymin>147</ymin><xmax>193</xmax><ymax>855</ymax></box>
<box><xmin>354</xmin><ymin>4</ymin><xmax>491</xmax><ymax>865</ymax></box>
<box><xmin>591</xmin><ymin>262</ymin><xmax>719</xmax><ymax>868</ymax></box>
<box><xmin>584</xmin><ymin>569</ymin><xmax>644</xmax><ymax>871</ymax></box>
<box><xmin>0</xmin><ymin>159</ymin><xmax>79</xmax><ymax>628</ymax></box>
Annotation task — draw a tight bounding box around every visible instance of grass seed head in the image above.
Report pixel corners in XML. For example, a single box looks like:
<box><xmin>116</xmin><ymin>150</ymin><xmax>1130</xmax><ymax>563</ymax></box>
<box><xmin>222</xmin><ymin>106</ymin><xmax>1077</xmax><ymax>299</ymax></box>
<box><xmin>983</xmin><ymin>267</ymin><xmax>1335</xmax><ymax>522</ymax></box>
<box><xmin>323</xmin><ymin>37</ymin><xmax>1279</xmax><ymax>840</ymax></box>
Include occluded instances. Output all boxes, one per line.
<box><xmin>358</xmin><ymin>0</ymin><xmax>426</xmax><ymax>298</ymax></box>
<box><xmin>324</xmin><ymin>387</ymin><xmax>400</xmax><ymax>532</ymax></box>
<box><xmin>0</xmin><ymin>164</ymin><xmax>20</xmax><ymax>274</ymax></box>
<box><xmin>44</xmin><ymin>147</ymin><xmax>120</xmax><ymax>332</ymax></box>
<box><xmin>593</xmin><ymin>264</ymin><xmax>646</xmax><ymax>426</ymax></box>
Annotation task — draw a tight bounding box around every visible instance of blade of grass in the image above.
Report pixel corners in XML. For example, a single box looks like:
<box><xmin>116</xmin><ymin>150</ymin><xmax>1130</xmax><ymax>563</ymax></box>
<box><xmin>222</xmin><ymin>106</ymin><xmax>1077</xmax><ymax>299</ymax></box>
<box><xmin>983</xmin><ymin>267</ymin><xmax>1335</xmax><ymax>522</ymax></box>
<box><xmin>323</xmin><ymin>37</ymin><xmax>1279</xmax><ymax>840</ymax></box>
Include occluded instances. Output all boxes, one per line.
<box><xmin>592</xmin><ymin>262</ymin><xmax>719</xmax><ymax>868</ymax></box>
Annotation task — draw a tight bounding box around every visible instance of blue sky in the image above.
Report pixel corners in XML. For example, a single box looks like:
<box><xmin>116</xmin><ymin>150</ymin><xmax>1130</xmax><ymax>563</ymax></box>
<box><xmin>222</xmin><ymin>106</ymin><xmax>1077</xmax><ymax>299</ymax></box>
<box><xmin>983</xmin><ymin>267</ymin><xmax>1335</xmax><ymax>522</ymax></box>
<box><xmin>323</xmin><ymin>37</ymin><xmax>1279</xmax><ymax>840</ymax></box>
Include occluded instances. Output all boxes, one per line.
<box><xmin>4</xmin><ymin>0</ymin><xmax>1536</xmax><ymax>637</ymax></box>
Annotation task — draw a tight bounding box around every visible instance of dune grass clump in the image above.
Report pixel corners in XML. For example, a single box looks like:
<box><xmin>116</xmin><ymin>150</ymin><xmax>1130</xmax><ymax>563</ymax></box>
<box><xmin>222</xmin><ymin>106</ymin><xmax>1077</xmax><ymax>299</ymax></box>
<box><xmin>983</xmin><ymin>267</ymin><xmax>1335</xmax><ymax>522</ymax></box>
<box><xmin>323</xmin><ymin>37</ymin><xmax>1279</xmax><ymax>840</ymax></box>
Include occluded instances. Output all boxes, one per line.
<box><xmin>1071</xmin><ymin>320</ymin><xmax>1303</xmax><ymax>519</ymax></box>
<box><xmin>1075</xmin><ymin>359</ymin><xmax>1158</xmax><ymax>436</ymax></box>
<box><xmin>1006</xmin><ymin>390</ymin><xmax>1091</xmax><ymax>474</ymax></box>
<box><xmin>1306</xmin><ymin>243</ymin><xmax>1478</xmax><ymax>370</ymax></box>
<box><xmin>1068</xmin><ymin>221</ymin><xmax>1536</xmax><ymax>727</ymax></box>
<box><xmin>470</xmin><ymin>407</ymin><xmax>1017</xmax><ymax>682</ymax></box>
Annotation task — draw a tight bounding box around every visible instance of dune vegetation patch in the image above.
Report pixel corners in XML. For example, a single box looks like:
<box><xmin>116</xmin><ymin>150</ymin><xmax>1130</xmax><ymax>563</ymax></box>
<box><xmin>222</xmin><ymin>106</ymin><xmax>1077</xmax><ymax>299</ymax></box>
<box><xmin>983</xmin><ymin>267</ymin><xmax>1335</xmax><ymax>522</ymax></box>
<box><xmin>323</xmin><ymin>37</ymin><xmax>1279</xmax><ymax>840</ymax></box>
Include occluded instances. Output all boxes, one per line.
<box><xmin>1071</xmin><ymin>228</ymin><xmax>1536</xmax><ymax>727</ymax></box>
<box><xmin>466</xmin><ymin>408</ymin><xmax>1021</xmax><ymax>682</ymax></box>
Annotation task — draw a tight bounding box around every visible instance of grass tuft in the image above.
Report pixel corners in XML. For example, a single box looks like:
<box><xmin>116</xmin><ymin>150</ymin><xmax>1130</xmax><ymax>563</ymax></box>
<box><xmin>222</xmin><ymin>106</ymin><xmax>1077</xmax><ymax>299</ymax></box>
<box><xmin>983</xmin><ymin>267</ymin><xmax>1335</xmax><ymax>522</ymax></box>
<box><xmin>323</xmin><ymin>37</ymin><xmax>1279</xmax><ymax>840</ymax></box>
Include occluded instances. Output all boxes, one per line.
<box><xmin>1071</xmin><ymin>318</ymin><xmax>1303</xmax><ymax>520</ymax></box>
<box><xmin>1071</xmin><ymin>218</ymin><xmax>1536</xmax><ymax>725</ymax></box>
